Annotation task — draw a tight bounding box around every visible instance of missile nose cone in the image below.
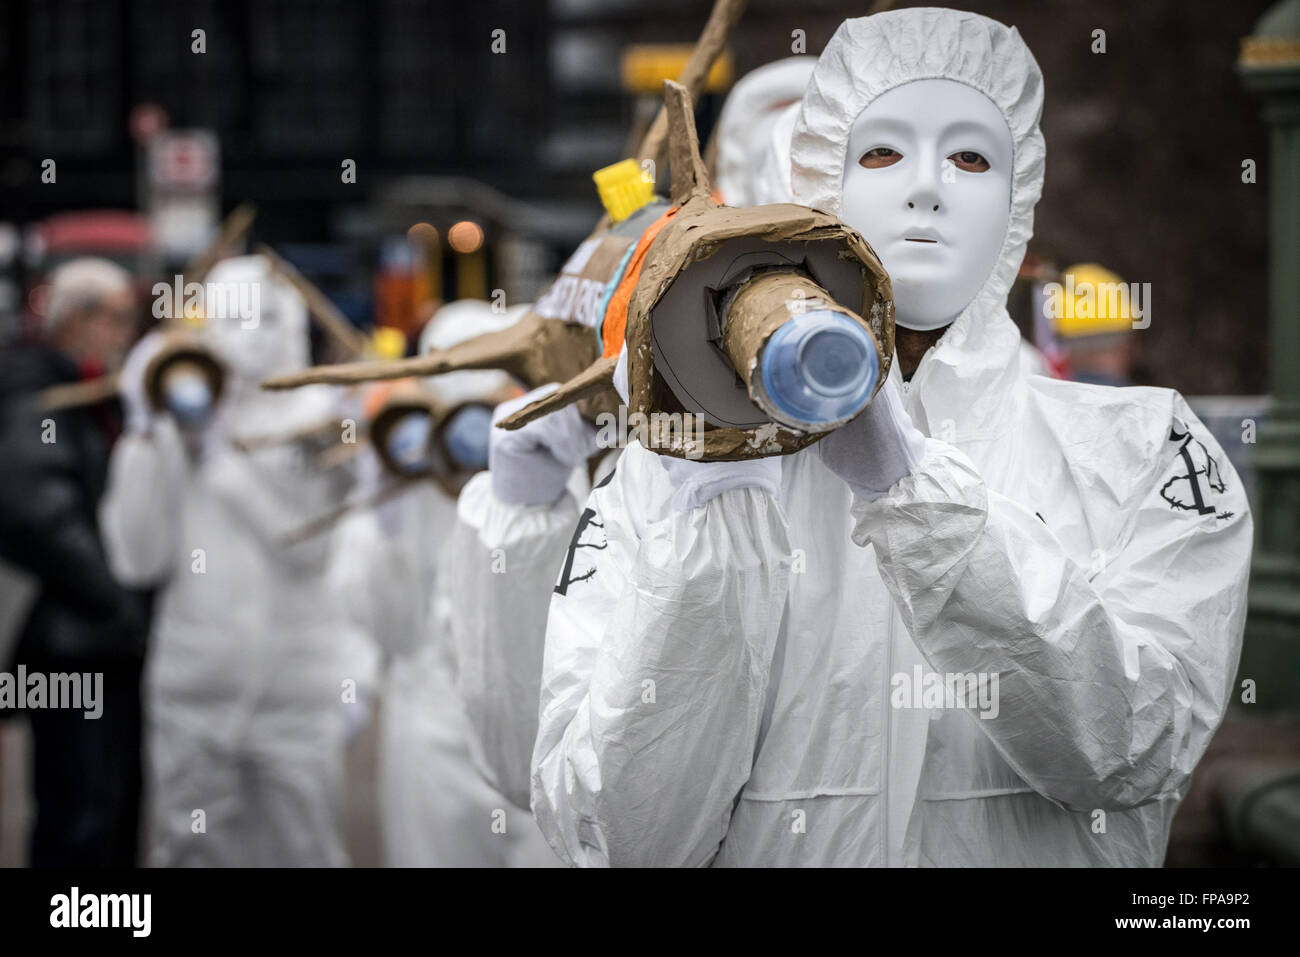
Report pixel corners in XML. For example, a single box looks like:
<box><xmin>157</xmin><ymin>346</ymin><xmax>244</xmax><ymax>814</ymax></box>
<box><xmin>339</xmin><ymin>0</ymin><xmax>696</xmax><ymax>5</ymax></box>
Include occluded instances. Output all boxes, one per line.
<box><xmin>443</xmin><ymin>404</ymin><xmax>492</xmax><ymax>471</ymax></box>
<box><xmin>759</xmin><ymin>310</ymin><xmax>879</xmax><ymax>430</ymax></box>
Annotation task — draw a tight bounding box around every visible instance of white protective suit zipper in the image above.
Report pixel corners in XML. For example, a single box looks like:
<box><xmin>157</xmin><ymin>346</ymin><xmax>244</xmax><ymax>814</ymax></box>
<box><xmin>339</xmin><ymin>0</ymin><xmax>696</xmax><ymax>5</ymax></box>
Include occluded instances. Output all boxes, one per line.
<box><xmin>888</xmin><ymin>361</ymin><xmax>925</xmax><ymax>865</ymax></box>
<box><xmin>881</xmin><ymin>597</ymin><xmax>894</xmax><ymax>865</ymax></box>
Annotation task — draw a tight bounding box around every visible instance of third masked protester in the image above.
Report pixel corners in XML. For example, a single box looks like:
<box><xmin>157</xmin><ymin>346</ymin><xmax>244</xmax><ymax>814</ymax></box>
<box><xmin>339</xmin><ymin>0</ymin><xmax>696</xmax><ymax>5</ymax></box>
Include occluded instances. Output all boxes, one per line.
<box><xmin>101</xmin><ymin>254</ymin><xmax>354</xmax><ymax>867</ymax></box>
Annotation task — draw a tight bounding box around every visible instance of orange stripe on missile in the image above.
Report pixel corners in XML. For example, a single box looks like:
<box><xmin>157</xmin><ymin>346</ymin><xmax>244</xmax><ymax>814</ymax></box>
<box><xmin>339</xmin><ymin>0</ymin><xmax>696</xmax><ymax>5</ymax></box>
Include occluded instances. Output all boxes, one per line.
<box><xmin>601</xmin><ymin>207</ymin><xmax>678</xmax><ymax>359</ymax></box>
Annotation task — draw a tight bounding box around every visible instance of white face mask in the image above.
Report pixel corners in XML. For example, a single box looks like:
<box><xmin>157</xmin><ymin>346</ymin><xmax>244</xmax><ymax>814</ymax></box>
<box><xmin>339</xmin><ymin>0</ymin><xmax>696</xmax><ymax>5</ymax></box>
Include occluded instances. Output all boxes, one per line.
<box><xmin>840</xmin><ymin>78</ymin><xmax>1013</xmax><ymax>332</ymax></box>
<box><xmin>203</xmin><ymin>309</ymin><xmax>288</xmax><ymax>382</ymax></box>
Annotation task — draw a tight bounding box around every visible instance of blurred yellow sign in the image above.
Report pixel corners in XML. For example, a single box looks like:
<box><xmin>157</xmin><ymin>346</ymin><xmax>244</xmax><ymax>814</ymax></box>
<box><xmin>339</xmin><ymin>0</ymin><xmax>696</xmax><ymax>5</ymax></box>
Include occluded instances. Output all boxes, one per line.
<box><xmin>621</xmin><ymin>44</ymin><xmax>733</xmax><ymax>94</ymax></box>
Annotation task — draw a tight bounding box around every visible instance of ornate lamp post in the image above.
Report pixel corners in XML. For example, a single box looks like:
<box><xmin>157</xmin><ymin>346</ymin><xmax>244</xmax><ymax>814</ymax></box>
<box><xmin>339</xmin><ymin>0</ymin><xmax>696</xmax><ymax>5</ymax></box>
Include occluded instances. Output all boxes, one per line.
<box><xmin>1239</xmin><ymin>0</ymin><xmax>1300</xmax><ymax>710</ymax></box>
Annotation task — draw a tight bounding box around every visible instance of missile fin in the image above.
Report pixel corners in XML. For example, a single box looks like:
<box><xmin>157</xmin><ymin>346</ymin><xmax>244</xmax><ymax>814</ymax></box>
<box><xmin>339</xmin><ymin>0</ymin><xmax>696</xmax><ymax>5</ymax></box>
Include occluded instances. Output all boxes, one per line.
<box><xmin>664</xmin><ymin>80</ymin><xmax>713</xmax><ymax>207</ymax></box>
<box><xmin>495</xmin><ymin>355</ymin><xmax>619</xmax><ymax>431</ymax></box>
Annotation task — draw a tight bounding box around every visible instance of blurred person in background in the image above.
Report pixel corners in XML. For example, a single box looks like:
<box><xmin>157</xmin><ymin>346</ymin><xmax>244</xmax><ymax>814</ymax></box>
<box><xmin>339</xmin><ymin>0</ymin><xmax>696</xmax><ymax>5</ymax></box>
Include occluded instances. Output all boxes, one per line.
<box><xmin>0</xmin><ymin>257</ymin><xmax>151</xmax><ymax>867</ymax></box>
<box><xmin>332</xmin><ymin>301</ymin><xmax>558</xmax><ymax>866</ymax></box>
<box><xmin>99</xmin><ymin>254</ymin><xmax>355</xmax><ymax>866</ymax></box>
<box><xmin>712</xmin><ymin>57</ymin><xmax>815</xmax><ymax>207</ymax></box>
<box><xmin>1051</xmin><ymin>262</ymin><xmax>1138</xmax><ymax>387</ymax></box>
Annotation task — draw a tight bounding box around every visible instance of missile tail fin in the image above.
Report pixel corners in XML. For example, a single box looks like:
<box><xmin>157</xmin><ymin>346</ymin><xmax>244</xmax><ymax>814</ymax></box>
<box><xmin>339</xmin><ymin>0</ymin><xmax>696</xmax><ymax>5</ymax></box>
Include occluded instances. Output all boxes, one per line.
<box><xmin>496</xmin><ymin>355</ymin><xmax>618</xmax><ymax>431</ymax></box>
<box><xmin>664</xmin><ymin>80</ymin><xmax>713</xmax><ymax>207</ymax></box>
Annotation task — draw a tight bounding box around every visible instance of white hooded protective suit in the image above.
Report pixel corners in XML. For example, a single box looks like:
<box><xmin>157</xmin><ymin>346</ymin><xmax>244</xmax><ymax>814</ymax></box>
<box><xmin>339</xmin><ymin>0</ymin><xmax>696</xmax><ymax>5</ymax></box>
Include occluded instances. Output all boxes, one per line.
<box><xmin>713</xmin><ymin>57</ymin><xmax>815</xmax><ymax>207</ymax></box>
<box><xmin>750</xmin><ymin>101</ymin><xmax>801</xmax><ymax>206</ymax></box>
<box><xmin>101</xmin><ymin>254</ymin><xmax>354</xmax><ymax>866</ymax></box>
<box><xmin>530</xmin><ymin>9</ymin><xmax>1252</xmax><ymax>867</ymax></box>
<box><xmin>442</xmin><ymin>368</ymin><xmax>596</xmax><ymax>810</ymax></box>
<box><xmin>331</xmin><ymin>300</ymin><xmax>558</xmax><ymax>866</ymax></box>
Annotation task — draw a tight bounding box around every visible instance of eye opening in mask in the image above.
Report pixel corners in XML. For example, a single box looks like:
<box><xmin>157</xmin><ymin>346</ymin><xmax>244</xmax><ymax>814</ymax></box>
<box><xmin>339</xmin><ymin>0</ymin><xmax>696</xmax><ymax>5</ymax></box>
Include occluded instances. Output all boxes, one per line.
<box><xmin>857</xmin><ymin>147</ymin><xmax>991</xmax><ymax>173</ymax></box>
<box><xmin>948</xmin><ymin>150</ymin><xmax>990</xmax><ymax>172</ymax></box>
<box><xmin>858</xmin><ymin>147</ymin><xmax>901</xmax><ymax>169</ymax></box>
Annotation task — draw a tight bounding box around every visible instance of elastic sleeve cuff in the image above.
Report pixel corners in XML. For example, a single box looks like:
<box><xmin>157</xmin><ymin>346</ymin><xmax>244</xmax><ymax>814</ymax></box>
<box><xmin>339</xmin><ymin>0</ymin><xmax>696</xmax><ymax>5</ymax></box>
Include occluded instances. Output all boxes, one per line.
<box><xmin>848</xmin><ymin>438</ymin><xmax>987</xmax><ymax>548</ymax></box>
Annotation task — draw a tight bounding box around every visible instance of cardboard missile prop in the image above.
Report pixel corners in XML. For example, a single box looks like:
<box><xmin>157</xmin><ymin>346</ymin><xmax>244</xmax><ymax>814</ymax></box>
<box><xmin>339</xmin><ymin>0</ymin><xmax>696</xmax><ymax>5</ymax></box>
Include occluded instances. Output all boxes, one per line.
<box><xmin>258</xmin><ymin>0</ymin><xmax>895</xmax><ymax>461</ymax></box>
<box><xmin>36</xmin><ymin>329</ymin><xmax>226</xmax><ymax>424</ymax></box>
<box><xmin>364</xmin><ymin>378</ymin><xmax>513</xmax><ymax>494</ymax></box>
<box><xmin>129</xmin><ymin>204</ymin><xmax>257</xmax><ymax>424</ymax></box>
<box><xmin>495</xmin><ymin>80</ymin><xmax>894</xmax><ymax>460</ymax></box>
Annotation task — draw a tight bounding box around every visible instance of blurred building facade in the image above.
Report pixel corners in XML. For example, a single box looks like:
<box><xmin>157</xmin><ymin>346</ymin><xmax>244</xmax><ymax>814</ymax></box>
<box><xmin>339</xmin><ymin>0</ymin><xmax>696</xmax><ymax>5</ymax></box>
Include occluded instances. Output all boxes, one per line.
<box><xmin>0</xmin><ymin>1</ymin><xmax>1275</xmax><ymax>394</ymax></box>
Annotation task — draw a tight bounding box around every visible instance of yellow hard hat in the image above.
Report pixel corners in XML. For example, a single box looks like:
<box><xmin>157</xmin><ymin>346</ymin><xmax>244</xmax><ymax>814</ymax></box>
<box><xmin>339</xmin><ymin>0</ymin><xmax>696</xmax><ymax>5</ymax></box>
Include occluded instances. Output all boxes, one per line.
<box><xmin>1050</xmin><ymin>263</ymin><xmax>1133</xmax><ymax>338</ymax></box>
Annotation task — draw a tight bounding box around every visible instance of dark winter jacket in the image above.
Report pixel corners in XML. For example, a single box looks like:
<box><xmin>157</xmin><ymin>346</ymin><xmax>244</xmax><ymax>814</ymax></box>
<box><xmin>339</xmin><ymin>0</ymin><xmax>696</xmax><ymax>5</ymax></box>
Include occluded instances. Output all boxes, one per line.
<box><xmin>0</xmin><ymin>344</ymin><xmax>150</xmax><ymax>667</ymax></box>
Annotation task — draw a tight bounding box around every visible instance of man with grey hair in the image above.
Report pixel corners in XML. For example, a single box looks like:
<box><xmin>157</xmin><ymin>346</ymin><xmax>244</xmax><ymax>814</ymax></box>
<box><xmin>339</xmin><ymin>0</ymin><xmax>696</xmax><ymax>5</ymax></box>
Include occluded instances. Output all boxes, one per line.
<box><xmin>40</xmin><ymin>257</ymin><xmax>136</xmax><ymax>372</ymax></box>
<box><xmin>0</xmin><ymin>256</ymin><xmax>151</xmax><ymax>867</ymax></box>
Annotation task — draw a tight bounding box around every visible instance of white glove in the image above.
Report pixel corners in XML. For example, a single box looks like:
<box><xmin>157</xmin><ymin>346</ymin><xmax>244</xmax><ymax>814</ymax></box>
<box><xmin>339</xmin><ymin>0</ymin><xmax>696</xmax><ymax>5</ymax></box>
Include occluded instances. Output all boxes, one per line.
<box><xmin>814</xmin><ymin>377</ymin><xmax>927</xmax><ymax>502</ymax></box>
<box><xmin>118</xmin><ymin>331</ymin><xmax>169</xmax><ymax>435</ymax></box>
<box><xmin>660</xmin><ymin>454</ymin><xmax>783</xmax><ymax>514</ymax></box>
<box><xmin>489</xmin><ymin>385</ymin><xmax>599</xmax><ymax>507</ymax></box>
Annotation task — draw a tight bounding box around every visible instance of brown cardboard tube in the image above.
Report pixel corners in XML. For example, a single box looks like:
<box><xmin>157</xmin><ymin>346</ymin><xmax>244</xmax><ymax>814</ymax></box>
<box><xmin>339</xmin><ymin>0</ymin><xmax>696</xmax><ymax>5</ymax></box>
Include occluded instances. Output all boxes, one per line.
<box><xmin>636</xmin><ymin>0</ymin><xmax>749</xmax><ymax>170</ymax></box>
<box><xmin>722</xmin><ymin>270</ymin><xmax>879</xmax><ymax>427</ymax></box>
<box><xmin>260</xmin><ymin>331</ymin><xmax>532</xmax><ymax>390</ymax></box>
<box><xmin>184</xmin><ymin>203</ymin><xmax>257</xmax><ymax>284</ymax></box>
